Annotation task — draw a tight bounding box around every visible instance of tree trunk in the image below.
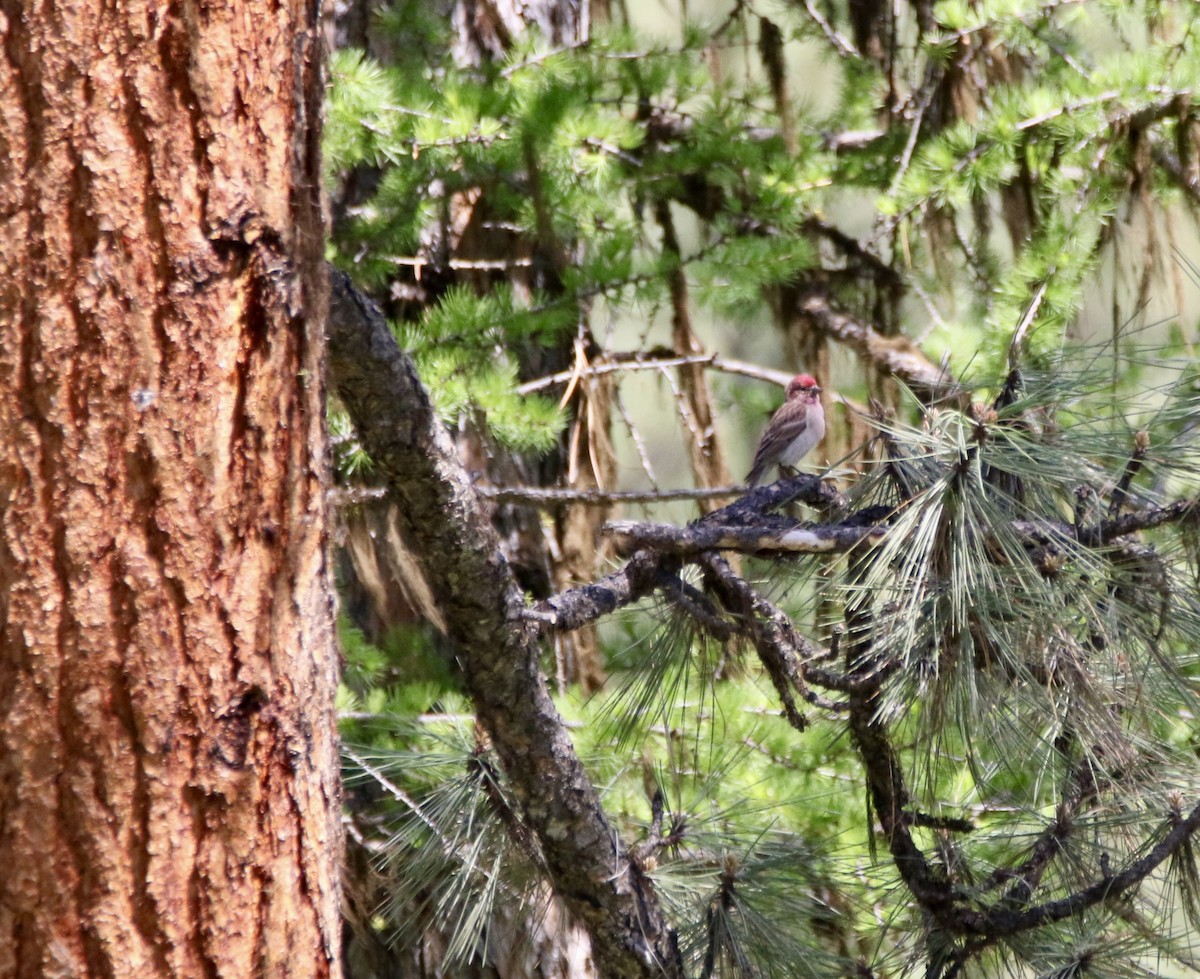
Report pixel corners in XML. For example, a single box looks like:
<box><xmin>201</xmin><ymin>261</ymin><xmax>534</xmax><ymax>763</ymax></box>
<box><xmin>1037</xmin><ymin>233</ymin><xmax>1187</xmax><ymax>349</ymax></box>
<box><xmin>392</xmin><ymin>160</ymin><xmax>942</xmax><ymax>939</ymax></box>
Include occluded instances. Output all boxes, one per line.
<box><xmin>0</xmin><ymin>3</ymin><xmax>342</xmax><ymax>978</ymax></box>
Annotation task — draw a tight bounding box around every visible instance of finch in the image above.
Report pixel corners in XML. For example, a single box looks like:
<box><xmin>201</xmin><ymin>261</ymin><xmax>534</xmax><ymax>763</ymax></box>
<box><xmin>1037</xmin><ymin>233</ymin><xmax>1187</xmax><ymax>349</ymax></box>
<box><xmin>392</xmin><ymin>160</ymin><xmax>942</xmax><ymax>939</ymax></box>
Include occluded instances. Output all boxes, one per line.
<box><xmin>745</xmin><ymin>374</ymin><xmax>825</xmax><ymax>487</ymax></box>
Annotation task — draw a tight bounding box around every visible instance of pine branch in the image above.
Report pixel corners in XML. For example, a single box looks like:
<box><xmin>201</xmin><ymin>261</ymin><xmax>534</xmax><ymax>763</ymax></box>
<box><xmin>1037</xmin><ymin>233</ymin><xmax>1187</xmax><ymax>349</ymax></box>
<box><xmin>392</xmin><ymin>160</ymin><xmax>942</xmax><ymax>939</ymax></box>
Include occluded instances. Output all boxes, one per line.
<box><xmin>1084</xmin><ymin>496</ymin><xmax>1198</xmax><ymax>543</ymax></box>
<box><xmin>658</xmin><ymin>571</ymin><xmax>736</xmax><ymax>641</ymax></box>
<box><xmin>841</xmin><ymin>543</ymin><xmax>965</xmax><ymax>929</ymax></box>
<box><xmin>847</xmin><ymin>683</ymin><xmax>963</xmax><ymax>924</ymax></box>
<box><xmin>603</xmin><ymin>515</ymin><xmax>890</xmax><ymax>555</ymax></box>
<box><xmin>699</xmin><ymin>553</ymin><xmax>817</xmax><ymax>730</ymax></box>
<box><xmin>531</xmin><ymin>548</ymin><xmax>665</xmax><ymax>631</ymax></box>
<box><xmin>976</xmin><ymin>729</ymin><xmax>1100</xmax><ymax>905</ymax></box>
<box><xmin>530</xmin><ymin>475</ymin><xmax>843</xmax><ymax>629</ymax></box>
<box><xmin>700</xmin><ymin>551</ymin><xmax>859</xmax><ymax>719</ymax></box>
<box><xmin>327</xmin><ymin>269</ymin><xmax>685</xmax><ymax>979</ymax></box>
<box><xmin>961</xmin><ymin>798</ymin><xmax>1200</xmax><ymax>937</ymax></box>
<box><xmin>791</xmin><ymin>289</ymin><xmax>966</xmax><ymax>406</ymax></box>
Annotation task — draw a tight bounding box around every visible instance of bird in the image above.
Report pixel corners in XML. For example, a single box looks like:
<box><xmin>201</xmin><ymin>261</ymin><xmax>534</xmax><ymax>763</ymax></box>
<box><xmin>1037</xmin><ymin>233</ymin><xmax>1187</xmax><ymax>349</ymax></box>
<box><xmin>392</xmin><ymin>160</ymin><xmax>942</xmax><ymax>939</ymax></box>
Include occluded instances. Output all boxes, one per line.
<box><xmin>745</xmin><ymin>374</ymin><xmax>825</xmax><ymax>487</ymax></box>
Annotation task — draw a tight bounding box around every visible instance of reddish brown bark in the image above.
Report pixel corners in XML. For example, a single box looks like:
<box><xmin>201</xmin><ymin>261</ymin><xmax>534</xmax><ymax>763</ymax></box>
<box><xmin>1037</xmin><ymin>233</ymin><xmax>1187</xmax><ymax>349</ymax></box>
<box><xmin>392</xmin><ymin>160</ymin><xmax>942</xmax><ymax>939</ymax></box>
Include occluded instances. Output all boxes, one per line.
<box><xmin>0</xmin><ymin>3</ymin><xmax>341</xmax><ymax>978</ymax></box>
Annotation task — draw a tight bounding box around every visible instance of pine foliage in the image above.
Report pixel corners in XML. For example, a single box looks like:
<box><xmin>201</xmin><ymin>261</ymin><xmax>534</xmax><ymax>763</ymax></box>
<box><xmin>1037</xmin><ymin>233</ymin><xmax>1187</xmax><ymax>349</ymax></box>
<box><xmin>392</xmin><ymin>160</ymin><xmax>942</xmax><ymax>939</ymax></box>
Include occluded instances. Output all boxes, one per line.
<box><xmin>328</xmin><ymin>0</ymin><xmax>1200</xmax><ymax>975</ymax></box>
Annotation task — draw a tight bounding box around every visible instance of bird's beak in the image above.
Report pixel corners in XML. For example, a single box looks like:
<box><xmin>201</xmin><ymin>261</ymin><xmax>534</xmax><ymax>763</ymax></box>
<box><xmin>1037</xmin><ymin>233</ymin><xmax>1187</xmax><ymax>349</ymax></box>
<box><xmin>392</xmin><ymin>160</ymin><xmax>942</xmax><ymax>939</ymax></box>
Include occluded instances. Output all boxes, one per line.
<box><xmin>812</xmin><ymin>386</ymin><xmax>822</xmax><ymax>395</ymax></box>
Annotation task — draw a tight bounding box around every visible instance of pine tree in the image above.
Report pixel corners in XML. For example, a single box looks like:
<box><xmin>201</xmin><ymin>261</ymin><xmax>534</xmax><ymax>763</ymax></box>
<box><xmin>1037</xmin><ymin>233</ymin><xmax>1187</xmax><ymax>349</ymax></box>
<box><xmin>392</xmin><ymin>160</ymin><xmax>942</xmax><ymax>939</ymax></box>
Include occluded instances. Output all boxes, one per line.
<box><xmin>325</xmin><ymin>1</ymin><xmax>1200</xmax><ymax>975</ymax></box>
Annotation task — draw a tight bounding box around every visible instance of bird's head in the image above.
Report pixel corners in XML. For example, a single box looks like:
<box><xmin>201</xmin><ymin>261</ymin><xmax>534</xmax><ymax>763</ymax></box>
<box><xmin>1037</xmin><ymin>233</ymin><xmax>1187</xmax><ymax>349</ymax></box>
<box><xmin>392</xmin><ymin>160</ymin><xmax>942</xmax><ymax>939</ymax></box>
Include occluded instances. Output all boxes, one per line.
<box><xmin>786</xmin><ymin>374</ymin><xmax>821</xmax><ymax>399</ymax></box>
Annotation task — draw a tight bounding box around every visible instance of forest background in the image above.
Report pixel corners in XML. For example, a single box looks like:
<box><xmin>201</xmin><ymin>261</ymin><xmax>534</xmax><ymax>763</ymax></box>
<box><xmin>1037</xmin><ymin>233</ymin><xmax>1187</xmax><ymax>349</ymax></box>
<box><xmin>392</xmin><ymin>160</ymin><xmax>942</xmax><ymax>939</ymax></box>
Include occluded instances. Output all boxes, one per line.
<box><xmin>330</xmin><ymin>0</ymin><xmax>1200</xmax><ymax>976</ymax></box>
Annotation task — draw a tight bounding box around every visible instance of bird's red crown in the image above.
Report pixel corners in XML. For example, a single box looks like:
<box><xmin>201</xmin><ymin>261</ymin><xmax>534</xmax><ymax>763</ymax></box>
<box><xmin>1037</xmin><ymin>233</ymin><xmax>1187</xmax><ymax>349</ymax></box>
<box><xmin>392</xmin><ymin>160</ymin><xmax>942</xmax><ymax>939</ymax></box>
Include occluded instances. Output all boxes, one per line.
<box><xmin>786</xmin><ymin>373</ymin><xmax>821</xmax><ymax>397</ymax></box>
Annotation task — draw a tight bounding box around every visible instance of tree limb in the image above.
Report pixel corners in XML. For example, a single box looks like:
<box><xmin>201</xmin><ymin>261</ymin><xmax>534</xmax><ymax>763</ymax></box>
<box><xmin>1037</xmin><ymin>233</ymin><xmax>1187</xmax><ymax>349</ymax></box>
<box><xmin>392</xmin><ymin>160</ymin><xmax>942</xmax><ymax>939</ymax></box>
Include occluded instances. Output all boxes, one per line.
<box><xmin>1092</xmin><ymin>496</ymin><xmax>1199</xmax><ymax>544</ymax></box>
<box><xmin>327</xmin><ymin>269</ymin><xmax>685</xmax><ymax>978</ymax></box>
<box><xmin>790</xmin><ymin>289</ymin><xmax>965</xmax><ymax>406</ymax></box>
<box><xmin>699</xmin><ymin>553</ymin><xmax>849</xmax><ymax>722</ymax></box>
<box><xmin>961</xmin><ymin>798</ymin><xmax>1200</xmax><ymax>937</ymax></box>
<box><xmin>533</xmin><ymin>548</ymin><xmax>667</xmax><ymax>632</ymax></box>
<box><xmin>531</xmin><ymin>475</ymin><xmax>847</xmax><ymax>627</ymax></box>
<box><xmin>604</xmin><ymin>514</ymin><xmax>890</xmax><ymax>555</ymax></box>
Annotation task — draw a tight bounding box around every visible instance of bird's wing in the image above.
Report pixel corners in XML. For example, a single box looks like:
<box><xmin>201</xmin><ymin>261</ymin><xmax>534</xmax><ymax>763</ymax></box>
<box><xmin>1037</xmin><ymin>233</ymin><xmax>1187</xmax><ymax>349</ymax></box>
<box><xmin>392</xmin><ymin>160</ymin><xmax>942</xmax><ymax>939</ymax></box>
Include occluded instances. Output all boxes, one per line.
<box><xmin>745</xmin><ymin>399</ymin><xmax>810</xmax><ymax>486</ymax></box>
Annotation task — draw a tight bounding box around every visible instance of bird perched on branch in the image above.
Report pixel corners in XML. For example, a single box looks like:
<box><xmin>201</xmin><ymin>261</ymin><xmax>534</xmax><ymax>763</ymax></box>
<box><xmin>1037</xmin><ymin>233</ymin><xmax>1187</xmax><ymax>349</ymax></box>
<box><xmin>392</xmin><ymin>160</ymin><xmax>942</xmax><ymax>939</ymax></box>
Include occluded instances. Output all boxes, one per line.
<box><xmin>745</xmin><ymin>374</ymin><xmax>825</xmax><ymax>487</ymax></box>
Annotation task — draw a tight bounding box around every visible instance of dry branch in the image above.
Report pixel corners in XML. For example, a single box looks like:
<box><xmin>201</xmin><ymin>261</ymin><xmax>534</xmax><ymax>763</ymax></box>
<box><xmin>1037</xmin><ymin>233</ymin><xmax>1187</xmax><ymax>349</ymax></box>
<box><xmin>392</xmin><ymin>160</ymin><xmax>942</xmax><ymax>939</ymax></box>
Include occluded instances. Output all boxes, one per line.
<box><xmin>790</xmin><ymin>290</ymin><xmax>965</xmax><ymax>406</ymax></box>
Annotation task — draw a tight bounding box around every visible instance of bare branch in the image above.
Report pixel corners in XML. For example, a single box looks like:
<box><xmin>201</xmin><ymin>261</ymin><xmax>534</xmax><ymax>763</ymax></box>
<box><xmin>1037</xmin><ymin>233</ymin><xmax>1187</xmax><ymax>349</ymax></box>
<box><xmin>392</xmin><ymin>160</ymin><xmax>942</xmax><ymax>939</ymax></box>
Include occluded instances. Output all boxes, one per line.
<box><xmin>515</xmin><ymin>351</ymin><xmax>793</xmax><ymax>395</ymax></box>
<box><xmin>479</xmin><ymin>484</ymin><xmax>745</xmax><ymax>507</ymax></box>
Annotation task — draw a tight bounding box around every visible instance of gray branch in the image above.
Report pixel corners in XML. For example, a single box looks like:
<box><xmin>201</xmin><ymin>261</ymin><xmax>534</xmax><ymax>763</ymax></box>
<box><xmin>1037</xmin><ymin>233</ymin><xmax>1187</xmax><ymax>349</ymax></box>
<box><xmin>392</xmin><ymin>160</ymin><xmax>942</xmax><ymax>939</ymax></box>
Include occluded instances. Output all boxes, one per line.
<box><xmin>327</xmin><ymin>270</ymin><xmax>684</xmax><ymax>979</ymax></box>
<box><xmin>603</xmin><ymin>516</ymin><xmax>889</xmax><ymax>555</ymax></box>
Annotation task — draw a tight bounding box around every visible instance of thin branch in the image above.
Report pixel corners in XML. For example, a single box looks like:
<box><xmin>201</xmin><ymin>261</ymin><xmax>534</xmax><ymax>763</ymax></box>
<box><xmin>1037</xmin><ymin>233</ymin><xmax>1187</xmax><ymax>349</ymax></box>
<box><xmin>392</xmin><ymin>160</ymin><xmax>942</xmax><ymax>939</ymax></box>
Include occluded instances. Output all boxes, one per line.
<box><xmin>614</xmin><ymin>386</ymin><xmax>659</xmax><ymax>486</ymax></box>
<box><xmin>908</xmin><ymin>812</ymin><xmax>975</xmax><ymax>833</ymax></box>
<box><xmin>1007</xmin><ymin>491</ymin><xmax>1198</xmax><ymax>552</ymax></box>
<box><xmin>847</xmin><ymin>680</ymin><xmax>961</xmax><ymax>922</ymax></box>
<box><xmin>1007</xmin><ymin>277</ymin><xmax>1051</xmax><ymax>369</ymax></box>
<box><xmin>516</xmin><ymin>352</ymin><xmax>792</xmax><ymax>395</ymax></box>
<box><xmin>939</xmin><ymin>0</ymin><xmax>1087</xmax><ymax>44</ymax></box>
<box><xmin>874</xmin><ymin>90</ymin><xmax>1189</xmax><ymax>244</ymax></box>
<box><xmin>841</xmin><ymin>546</ymin><xmax>962</xmax><ymax>927</ymax></box>
<box><xmin>479</xmin><ymin>484</ymin><xmax>745</xmax><ymax>507</ymax></box>
<box><xmin>698</xmin><ymin>554</ymin><xmax>813</xmax><ymax>732</ymax></box>
<box><xmin>656</xmin><ymin>198</ymin><xmax>732</xmax><ymax>505</ymax></box>
<box><xmin>886</xmin><ymin>65</ymin><xmax>937</xmax><ymax>197</ymax></box>
<box><xmin>800</xmin><ymin>0</ymin><xmax>860</xmax><ymax>58</ymax></box>
<box><xmin>803</xmin><ymin>216</ymin><xmax>903</xmax><ymax>287</ymax></box>
<box><xmin>961</xmin><ymin>799</ymin><xmax>1200</xmax><ymax>937</ymax></box>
